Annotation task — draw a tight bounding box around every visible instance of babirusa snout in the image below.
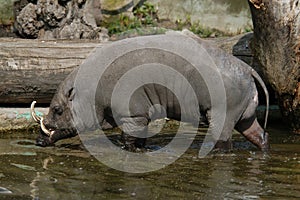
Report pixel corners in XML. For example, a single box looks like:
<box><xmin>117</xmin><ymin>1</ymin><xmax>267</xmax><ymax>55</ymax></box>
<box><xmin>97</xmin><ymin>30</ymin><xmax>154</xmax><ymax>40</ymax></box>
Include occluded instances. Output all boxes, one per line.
<box><xmin>40</xmin><ymin>117</ymin><xmax>54</xmax><ymax>137</ymax></box>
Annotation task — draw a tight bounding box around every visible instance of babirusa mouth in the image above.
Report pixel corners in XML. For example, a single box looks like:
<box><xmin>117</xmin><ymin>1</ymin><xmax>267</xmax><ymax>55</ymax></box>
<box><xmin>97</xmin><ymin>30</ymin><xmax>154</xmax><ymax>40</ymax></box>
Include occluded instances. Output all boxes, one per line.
<box><xmin>31</xmin><ymin>101</ymin><xmax>41</xmax><ymax>123</ymax></box>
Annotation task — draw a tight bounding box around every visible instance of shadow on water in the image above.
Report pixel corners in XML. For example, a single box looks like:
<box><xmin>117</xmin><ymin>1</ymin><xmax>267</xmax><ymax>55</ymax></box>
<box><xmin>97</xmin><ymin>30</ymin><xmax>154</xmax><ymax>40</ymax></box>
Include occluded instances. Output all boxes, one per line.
<box><xmin>0</xmin><ymin>121</ymin><xmax>299</xmax><ymax>199</ymax></box>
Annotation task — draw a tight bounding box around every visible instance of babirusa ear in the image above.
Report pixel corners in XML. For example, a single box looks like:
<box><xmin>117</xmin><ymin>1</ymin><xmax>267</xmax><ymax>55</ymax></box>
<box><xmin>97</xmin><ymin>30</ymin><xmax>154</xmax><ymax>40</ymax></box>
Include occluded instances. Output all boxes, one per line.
<box><xmin>67</xmin><ymin>87</ymin><xmax>75</xmax><ymax>101</ymax></box>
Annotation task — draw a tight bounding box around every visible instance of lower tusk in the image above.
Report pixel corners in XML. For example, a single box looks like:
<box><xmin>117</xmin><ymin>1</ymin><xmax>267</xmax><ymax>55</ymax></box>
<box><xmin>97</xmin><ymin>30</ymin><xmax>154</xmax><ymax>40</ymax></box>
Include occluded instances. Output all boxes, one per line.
<box><xmin>40</xmin><ymin>117</ymin><xmax>52</xmax><ymax>137</ymax></box>
<box><xmin>31</xmin><ymin>101</ymin><xmax>41</xmax><ymax>123</ymax></box>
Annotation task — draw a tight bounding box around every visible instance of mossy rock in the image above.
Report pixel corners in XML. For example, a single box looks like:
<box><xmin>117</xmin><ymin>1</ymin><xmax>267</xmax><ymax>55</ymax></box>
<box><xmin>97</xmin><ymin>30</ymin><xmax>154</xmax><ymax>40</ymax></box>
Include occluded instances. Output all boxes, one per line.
<box><xmin>101</xmin><ymin>0</ymin><xmax>143</xmax><ymax>15</ymax></box>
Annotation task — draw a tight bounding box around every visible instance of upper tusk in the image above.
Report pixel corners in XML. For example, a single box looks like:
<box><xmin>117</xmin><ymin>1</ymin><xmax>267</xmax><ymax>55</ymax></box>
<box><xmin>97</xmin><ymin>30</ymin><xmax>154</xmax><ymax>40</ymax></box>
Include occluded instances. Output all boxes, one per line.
<box><xmin>31</xmin><ymin>101</ymin><xmax>41</xmax><ymax>123</ymax></box>
<box><xmin>40</xmin><ymin>117</ymin><xmax>52</xmax><ymax>136</ymax></box>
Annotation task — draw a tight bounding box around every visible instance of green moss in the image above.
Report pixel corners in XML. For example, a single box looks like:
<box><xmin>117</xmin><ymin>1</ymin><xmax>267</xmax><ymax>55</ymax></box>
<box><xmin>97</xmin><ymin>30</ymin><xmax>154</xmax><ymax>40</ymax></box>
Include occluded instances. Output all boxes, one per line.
<box><xmin>189</xmin><ymin>21</ymin><xmax>226</xmax><ymax>38</ymax></box>
<box><xmin>0</xmin><ymin>0</ymin><xmax>14</xmax><ymax>25</ymax></box>
<box><xmin>105</xmin><ymin>1</ymin><xmax>158</xmax><ymax>35</ymax></box>
<box><xmin>173</xmin><ymin>17</ymin><xmax>227</xmax><ymax>38</ymax></box>
<box><xmin>133</xmin><ymin>2</ymin><xmax>158</xmax><ymax>25</ymax></box>
<box><xmin>104</xmin><ymin>1</ymin><xmax>245</xmax><ymax>38</ymax></box>
<box><xmin>105</xmin><ymin>2</ymin><xmax>231</xmax><ymax>38</ymax></box>
<box><xmin>106</xmin><ymin>14</ymin><xmax>141</xmax><ymax>34</ymax></box>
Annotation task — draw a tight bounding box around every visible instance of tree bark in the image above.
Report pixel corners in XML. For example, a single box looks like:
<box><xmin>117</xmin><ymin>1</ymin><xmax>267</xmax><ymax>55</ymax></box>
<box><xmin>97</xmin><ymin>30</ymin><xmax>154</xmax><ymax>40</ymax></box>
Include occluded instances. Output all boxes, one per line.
<box><xmin>0</xmin><ymin>38</ymin><xmax>101</xmax><ymax>104</ymax></box>
<box><xmin>248</xmin><ymin>0</ymin><xmax>300</xmax><ymax>133</ymax></box>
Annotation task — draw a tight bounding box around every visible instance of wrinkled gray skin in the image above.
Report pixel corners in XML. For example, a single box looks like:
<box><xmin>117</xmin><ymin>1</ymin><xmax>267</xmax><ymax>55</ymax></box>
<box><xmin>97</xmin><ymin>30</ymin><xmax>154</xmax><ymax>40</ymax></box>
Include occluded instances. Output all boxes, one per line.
<box><xmin>36</xmin><ymin>33</ymin><xmax>269</xmax><ymax>151</ymax></box>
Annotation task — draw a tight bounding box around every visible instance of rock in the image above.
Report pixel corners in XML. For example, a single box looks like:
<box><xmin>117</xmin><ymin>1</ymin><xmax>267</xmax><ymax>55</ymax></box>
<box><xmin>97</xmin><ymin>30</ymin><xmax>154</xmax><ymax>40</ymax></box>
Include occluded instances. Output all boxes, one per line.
<box><xmin>60</xmin><ymin>19</ymin><xmax>90</xmax><ymax>39</ymax></box>
<box><xmin>82</xmin><ymin>0</ymin><xmax>102</xmax><ymax>27</ymax></box>
<box><xmin>15</xmin><ymin>3</ymin><xmax>44</xmax><ymax>38</ymax></box>
<box><xmin>57</xmin><ymin>18</ymin><xmax>108</xmax><ymax>40</ymax></box>
<box><xmin>100</xmin><ymin>0</ymin><xmax>145</xmax><ymax>22</ymax></box>
<box><xmin>14</xmin><ymin>0</ymin><xmax>108</xmax><ymax>40</ymax></box>
<box><xmin>36</xmin><ymin>0</ymin><xmax>66</xmax><ymax>27</ymax></box>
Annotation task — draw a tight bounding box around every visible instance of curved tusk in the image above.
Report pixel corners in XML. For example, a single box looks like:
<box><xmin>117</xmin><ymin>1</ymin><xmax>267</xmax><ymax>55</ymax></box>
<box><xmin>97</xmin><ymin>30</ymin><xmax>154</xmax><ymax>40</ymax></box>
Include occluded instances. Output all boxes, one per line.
<box><xmin>31</xmin><ymin>101</ymin><xmax>41</xmax><ymax>123</ymax></box>
<box><xmin>40</xmin><ymin>117</ymin><xmax>51</xmax><ymax>136</ymax></box>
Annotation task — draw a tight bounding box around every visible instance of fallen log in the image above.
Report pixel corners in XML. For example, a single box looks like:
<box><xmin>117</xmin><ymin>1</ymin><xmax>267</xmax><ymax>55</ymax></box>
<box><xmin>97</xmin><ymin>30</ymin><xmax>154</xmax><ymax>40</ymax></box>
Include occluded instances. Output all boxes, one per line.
<box><xmin>0</xmin><ymin>38</ymin><xmax>102</xmax><ymax>104</ymax></box>
<box><xmin>0</xmin><ymin>33</ymin><xmax>260</xmax><ymax>105</ymax></box>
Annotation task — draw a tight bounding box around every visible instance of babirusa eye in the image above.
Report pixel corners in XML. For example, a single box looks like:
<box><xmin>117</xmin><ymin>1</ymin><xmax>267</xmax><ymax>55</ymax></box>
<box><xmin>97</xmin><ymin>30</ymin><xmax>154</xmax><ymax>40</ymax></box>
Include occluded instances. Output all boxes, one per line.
<box><xmin>53</xmin><ymin>106</ymin><xmax>63</xmax><ymax>115</ymax></box>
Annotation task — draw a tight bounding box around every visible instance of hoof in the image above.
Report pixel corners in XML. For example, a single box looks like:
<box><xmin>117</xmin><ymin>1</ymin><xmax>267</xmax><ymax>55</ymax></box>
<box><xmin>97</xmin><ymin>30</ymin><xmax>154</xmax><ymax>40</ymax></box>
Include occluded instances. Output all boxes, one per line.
<box><xmin>214</xmin><ymin>140</ymin><xmax>233</xmax><ymax>152</ymax></box>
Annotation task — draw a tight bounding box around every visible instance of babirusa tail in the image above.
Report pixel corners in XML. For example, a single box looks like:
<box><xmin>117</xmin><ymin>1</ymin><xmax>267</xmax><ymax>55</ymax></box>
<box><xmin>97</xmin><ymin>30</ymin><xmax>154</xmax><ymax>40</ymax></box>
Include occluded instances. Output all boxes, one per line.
<box><xmin>251</xmin><ymin>69</ymin><xmax>269</xmax><ymax>129</ymax></box>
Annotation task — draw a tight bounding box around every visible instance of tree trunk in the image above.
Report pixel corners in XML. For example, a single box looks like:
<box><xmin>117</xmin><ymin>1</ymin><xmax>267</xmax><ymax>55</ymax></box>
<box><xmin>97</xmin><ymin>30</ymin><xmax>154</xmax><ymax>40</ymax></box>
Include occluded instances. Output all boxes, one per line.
<box><xmin>0</xmin><ymin>38</ymin><xmax>101</xmax><ymax>104</ymax></box>
<box><xmin>248</xmin><ymin>0</ymin><xmax>300</xmax><ymax>133</ymax></box>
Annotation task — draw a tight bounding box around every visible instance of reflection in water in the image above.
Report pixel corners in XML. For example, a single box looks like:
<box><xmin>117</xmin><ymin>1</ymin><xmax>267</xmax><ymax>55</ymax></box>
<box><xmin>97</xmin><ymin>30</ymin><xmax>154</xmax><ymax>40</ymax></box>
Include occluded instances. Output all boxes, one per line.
<box><xmin>0</xmin><ymin>123</ymin><xmax>299</xmax><ymax>199</ymax></box>
<box><xmin>29</xmin><ymin>157</ymin><xmax>54</xmax><ymax>199</ymax></box>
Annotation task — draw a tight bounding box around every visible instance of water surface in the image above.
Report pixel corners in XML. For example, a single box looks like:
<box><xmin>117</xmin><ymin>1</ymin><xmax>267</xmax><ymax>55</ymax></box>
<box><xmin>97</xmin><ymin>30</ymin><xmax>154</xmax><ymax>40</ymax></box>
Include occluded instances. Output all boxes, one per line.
<box><xmin>0</xmin><ymin>122</ymin><xmax>299</xmax><ymax>199</ymax></box>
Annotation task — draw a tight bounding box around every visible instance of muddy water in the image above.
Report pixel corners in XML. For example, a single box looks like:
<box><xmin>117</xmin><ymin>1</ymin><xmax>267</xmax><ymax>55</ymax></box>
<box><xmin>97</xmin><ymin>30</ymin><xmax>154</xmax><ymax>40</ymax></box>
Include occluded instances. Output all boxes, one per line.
<box><xmin>0</xmin><ymin>123</ymin><xmax>299</xmax><ymax>199</ymax></box>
